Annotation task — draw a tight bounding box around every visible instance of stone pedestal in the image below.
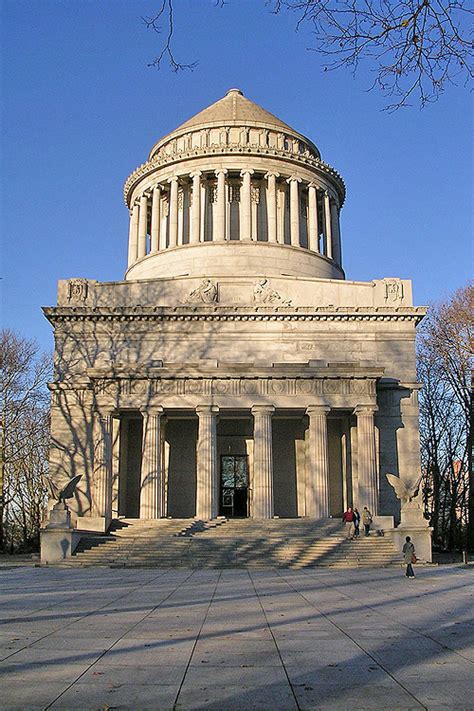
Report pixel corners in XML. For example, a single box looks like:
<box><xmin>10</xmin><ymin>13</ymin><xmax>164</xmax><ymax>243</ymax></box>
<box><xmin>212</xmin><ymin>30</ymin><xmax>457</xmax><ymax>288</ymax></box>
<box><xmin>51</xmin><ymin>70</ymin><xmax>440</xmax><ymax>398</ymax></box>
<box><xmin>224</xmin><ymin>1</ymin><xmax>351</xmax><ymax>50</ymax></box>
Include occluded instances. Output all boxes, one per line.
<box><xmin>390</xmin><ymin>500</ymin><xmax>433</xmax><ymax>562</ymax></box>
<box><xmin>40</xmin><ymin>502</ymin><xmax>81</xmax><ymax>563</ymax></box>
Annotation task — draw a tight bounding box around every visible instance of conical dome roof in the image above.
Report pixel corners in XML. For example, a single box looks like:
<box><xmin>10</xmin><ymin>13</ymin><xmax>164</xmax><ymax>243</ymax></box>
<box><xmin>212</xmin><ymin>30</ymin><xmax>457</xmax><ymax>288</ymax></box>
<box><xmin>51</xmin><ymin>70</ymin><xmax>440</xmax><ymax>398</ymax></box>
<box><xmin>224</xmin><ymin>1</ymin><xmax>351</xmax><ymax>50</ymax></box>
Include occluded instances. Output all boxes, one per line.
<box><xmin>148</xmin><ymin>89</ymin><xmax>319</xmax><ymax>159</ymax></box>
<box><xmin>176</xmin><ymin>88</ymin><xmax>295</xmax><ymax>133</ymax></box>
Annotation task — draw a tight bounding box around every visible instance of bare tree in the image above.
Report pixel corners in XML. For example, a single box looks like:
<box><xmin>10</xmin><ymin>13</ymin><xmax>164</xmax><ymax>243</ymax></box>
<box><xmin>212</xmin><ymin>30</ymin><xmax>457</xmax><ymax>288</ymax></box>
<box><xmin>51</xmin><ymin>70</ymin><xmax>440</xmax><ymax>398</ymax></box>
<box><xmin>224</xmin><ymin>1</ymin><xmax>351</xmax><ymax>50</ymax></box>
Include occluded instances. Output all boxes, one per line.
<box><xmin>143</xmin><ymin>0</ymin><xmax>473</xmax><ymax>109</ymax></box>
<box><xmin>417</xmin><ymin>284</ymin><xmax>473</xmax><ymax>550</ymax></box>
<box><xmin>0</xmin><ymin>330</ymin><xmax>51</xmax><ymax>552</ymax></box>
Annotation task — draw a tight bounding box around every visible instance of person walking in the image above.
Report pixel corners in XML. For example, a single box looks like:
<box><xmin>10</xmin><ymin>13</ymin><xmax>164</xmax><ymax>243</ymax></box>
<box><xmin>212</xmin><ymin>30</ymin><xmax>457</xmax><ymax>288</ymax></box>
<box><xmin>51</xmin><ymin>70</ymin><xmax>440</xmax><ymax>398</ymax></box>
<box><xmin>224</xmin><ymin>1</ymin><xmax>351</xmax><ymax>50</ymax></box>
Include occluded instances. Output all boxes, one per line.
<box><xmin>353</xmin><ymin>508</ymin><xmax>361</xmax><ymax>538</ymax></box>
<box><xmin>402</xmin><ymin>536</ymin><xmax>416</xmax><ymax>578</ymax></box>
<box><xmin>342</xmin><ymin>507</ymin><xmax>355</xmax><ymax>539</ymax></box>
<box><xmin>362</xmin><ymin>506</ymin><xmax>372</xmax><ymax>536</ymax></box>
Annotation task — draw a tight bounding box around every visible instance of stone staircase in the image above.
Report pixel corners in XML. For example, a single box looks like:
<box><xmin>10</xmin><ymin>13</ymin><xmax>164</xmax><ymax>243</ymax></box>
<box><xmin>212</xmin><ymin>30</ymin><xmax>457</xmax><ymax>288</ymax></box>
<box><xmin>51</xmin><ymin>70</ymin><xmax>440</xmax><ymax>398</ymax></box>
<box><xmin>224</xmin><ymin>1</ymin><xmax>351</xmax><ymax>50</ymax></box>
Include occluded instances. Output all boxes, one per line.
<box><xmin>57</xmin><ymin>518</ymin><xmax>402</xmax><ymax>569</ymax></box>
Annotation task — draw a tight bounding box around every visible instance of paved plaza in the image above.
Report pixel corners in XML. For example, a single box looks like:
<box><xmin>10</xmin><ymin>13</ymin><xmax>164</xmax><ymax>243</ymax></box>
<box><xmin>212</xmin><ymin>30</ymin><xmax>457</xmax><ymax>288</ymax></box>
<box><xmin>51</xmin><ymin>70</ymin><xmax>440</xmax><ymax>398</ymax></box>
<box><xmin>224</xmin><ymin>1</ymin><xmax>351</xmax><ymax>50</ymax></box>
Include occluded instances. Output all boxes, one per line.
<box><xmin>0</xmin><ymin>565</ymin><xmax>473</xmax><ymax>710</ymax></box>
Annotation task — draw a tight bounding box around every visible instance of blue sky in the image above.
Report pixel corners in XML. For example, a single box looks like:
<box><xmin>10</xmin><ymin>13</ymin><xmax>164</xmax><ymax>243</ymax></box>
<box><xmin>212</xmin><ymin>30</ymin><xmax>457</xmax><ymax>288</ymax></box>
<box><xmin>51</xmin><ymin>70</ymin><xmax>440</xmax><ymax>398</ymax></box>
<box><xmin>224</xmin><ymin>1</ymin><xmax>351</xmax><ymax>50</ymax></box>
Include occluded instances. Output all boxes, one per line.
<box><xmin>2</xmin><ymin>0</ymin><xmax>472</xmax><ymax>354</ymax></box>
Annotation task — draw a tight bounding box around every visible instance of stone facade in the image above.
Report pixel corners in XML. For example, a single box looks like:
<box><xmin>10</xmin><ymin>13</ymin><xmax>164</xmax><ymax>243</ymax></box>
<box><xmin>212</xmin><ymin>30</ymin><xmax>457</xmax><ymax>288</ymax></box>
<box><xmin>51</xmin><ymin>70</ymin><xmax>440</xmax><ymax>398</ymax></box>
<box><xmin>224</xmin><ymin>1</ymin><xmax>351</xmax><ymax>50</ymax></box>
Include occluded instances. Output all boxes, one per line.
<box><xmin>44</xmin><ymin>89</ymin><xmax>425</xmax><ymax>533</ymax></box>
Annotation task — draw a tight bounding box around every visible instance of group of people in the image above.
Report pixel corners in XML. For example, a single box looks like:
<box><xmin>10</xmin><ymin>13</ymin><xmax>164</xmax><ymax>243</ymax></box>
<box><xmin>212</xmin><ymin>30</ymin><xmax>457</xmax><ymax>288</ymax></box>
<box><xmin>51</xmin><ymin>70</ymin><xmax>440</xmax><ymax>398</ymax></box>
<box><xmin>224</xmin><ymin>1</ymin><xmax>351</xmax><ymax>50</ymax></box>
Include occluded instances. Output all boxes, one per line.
<box><xmin>342</xmin><ymin>506</ymin><xmax>417</xmax><ymax>578</ymax></box>
<box><xmin>342</xmin><ymin>506</ymin><xmax>372</xmax><ymax>539</ymax></box>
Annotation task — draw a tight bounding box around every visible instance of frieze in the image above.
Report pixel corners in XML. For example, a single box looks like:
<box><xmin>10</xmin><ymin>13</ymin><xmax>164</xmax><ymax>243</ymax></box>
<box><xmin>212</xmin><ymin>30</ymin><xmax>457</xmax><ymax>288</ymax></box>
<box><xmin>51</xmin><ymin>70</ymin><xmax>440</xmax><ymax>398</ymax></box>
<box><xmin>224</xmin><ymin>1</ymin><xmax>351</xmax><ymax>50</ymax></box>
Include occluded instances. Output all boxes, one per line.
<box><xmin>93</xmin><ymin>376</ymin><xmax>378</xmax><ymax>401</ymax></box>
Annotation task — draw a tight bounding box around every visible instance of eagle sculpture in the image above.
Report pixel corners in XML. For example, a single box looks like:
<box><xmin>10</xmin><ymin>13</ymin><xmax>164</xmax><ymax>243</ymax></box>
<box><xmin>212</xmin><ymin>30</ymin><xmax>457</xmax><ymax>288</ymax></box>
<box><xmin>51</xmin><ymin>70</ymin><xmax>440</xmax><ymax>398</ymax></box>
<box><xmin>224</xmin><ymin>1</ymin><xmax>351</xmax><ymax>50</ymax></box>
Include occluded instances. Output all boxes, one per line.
<box><xmin>44</xmin><ymin>475</ymin><xmax>82</xmax><ymax>503</ymax></box>
<box><xmin>385</xmin><ymin>472</ymin><xmax>422</xmax><ymax>503</ymax></box>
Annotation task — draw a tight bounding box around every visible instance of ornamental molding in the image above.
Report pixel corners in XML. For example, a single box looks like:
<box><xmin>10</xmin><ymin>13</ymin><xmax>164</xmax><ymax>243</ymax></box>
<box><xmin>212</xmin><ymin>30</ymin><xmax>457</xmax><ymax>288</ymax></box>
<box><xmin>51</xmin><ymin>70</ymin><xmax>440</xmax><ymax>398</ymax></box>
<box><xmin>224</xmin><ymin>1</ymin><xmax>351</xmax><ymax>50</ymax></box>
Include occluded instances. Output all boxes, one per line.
<box><xmin>43</xmin><ymin>305</ymin><xmax>427</xmax><ymax>326</ymax></box>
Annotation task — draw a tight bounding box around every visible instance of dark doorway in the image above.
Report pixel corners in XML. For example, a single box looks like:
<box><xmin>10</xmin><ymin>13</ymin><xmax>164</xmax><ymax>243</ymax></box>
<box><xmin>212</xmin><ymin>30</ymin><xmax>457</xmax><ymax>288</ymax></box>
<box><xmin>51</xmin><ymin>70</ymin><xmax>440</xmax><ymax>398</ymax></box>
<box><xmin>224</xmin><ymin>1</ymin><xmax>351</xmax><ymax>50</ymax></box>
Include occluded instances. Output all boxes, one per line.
<box><xmin>118</xmin><ymin>416</ymin><xmax>143</xmax><ymax>518</ymax></box>
<box><xmin>220</xmin><ymin>455</ymin><xmax>249</xmax><ymax>517</ymax></box>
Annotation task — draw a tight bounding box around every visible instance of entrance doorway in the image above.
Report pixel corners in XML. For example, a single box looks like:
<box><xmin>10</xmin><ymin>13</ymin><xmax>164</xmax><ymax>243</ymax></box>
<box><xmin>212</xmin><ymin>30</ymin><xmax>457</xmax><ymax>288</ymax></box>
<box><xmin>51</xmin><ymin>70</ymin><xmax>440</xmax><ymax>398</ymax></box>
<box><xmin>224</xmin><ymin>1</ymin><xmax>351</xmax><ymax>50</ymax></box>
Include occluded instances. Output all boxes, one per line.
<box><xmin>220</xmin><ymin>455</ymin><xmax>249</xmax><ymax>517</ymax></box>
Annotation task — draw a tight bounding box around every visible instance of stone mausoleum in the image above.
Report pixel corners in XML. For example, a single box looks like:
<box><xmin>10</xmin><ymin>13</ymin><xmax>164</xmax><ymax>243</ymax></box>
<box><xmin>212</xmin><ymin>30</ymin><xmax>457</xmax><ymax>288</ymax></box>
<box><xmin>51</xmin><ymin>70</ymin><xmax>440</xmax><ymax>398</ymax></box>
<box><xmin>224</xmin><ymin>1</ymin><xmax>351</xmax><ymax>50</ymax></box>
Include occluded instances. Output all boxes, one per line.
<box><xmin>44</xmin><ymin>89</ymin><xmax>426</xmax><ymax>536</ymax></box>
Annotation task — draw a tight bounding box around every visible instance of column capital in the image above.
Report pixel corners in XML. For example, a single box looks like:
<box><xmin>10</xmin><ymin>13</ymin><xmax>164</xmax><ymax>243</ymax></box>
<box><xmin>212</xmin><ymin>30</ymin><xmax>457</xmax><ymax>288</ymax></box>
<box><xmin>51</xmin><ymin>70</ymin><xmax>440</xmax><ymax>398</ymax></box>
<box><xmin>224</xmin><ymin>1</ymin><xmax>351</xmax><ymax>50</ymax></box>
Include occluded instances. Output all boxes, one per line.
<box><xmin>306</xmin><ymin>404</ymin><xmax>331</xmax><ymax>415</ymax></box>
<box><xmin>308</xmin><ymin>181</ymin><xmax>319</xmax><ymax>190</ymax></box>
<box><xmin>354</xmin><ymin>404</ymin><xmax>378</xmax><ymax>416</ymax></box>
<box><xmin>214</xmin><ymin>169</ymin><xmax>228</xmax><ymax>176</ymax></box>
<box><xmin>196</xmin><ymin>405</ymin><xmax>220</xmax><ymax>416</ymax></box>
<box><xmin>140</xmin><ymin>406</ymin><xmax>165</xmax><ymax>417</ymax></box>
<box><xmin>264</xmin><ymin>172</ymin><xmax>280</xmax><ymax>180</ymax></box>
<box><xmin>167</xmin><ymin>176</ymin><xmax>179</xmax><ymax>184</ymax></box>
<box><xmin>152</xmin><ymin>183</ymin><xmax>161</xmax><ymax>192</ymax></box>
<box><xmin>190</xmin><ymin>171</ymin><xmax>202</xmax><ymax>179</ymax></box>
<box><xmin>251</xmin><ymin>405</ymin><xmax>275</xmax><ymax>416</ymax></box>
<box><xmin>287</xmin><ymin>176</ymin><xmax>302</xmax><ymax>184</ymax></box>
<box><xmin>240</xmin><ymin>169</ymin><xmax>254</xmax><ymax>177</ymax></box>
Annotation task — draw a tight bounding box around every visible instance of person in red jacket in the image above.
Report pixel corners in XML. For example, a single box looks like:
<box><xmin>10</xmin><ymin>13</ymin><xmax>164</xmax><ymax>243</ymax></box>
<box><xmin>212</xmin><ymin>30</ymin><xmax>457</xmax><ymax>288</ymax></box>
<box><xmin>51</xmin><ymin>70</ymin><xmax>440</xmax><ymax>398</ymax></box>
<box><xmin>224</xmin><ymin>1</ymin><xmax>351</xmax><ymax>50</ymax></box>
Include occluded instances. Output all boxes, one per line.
<box><xmin>342</xmin><ymin>507</ymin><xmax>355</xmax><ymax>539</ymax></box>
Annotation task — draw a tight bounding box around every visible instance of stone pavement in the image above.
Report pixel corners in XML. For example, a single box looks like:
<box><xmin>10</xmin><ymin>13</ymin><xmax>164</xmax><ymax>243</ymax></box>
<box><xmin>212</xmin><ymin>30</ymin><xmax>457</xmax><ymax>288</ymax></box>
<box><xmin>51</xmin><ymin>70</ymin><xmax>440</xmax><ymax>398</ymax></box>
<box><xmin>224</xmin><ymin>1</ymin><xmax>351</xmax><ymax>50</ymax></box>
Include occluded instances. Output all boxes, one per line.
<box><xmin>0</xmin><ymin>566</ymin><xmax>473</xmax><ymax>710</ymax></box>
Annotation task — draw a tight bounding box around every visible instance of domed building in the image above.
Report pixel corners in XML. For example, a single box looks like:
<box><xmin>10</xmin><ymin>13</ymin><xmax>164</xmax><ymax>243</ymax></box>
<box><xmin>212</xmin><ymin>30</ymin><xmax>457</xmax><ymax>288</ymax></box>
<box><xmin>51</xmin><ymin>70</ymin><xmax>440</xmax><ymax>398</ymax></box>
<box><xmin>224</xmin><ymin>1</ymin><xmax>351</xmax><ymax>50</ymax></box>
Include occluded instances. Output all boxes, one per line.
<box><xmin>44</xmin><ymin>90</ymin><xmax>426</xmax><ymax>537</ymax></box>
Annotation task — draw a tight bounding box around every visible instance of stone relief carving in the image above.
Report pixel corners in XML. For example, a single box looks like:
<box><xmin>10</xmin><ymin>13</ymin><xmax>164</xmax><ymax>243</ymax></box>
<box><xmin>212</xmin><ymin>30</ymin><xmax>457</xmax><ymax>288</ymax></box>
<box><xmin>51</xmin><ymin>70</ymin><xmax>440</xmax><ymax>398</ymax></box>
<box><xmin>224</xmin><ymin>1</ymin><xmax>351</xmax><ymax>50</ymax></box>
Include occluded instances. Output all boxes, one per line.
<box><xmin>67</xmin><ymin>279</ymin><xmax>88</xmax><ymax>303</ymax></box>
<box><xmin>383</xmin><ymin>278</ymin><xmax>404</xmax><ymax>303</ymax></box>
<box><xmin>253</xmin><ymin>279</ymin><xmax>291</xmax><ymax>306</ymax></box>
<box><xmin>185</xmin><ymin>279</ymin><xmax>218</xmax><ymax>304</ymax></box>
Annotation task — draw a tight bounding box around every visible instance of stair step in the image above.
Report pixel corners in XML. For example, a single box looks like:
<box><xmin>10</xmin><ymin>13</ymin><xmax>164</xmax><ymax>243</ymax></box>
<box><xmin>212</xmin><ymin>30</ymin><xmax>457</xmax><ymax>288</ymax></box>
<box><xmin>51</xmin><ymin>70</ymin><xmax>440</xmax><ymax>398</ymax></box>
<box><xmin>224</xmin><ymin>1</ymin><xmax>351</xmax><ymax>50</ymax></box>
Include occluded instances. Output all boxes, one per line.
<box><xmin>62</xmin><ymin>518</ymin><xmax>401</xmax><ymax>569</ymax></box>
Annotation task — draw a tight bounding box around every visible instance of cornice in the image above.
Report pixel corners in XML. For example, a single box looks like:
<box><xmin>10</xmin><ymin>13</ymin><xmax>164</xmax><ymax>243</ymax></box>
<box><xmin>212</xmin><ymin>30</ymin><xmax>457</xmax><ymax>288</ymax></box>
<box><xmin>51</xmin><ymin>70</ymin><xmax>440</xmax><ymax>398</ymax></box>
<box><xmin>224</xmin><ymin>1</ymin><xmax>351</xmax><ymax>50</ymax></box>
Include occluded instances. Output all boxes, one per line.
<box><xmin>123</xmin><ymin>143</ymin><xmax>346</xmax><ymax>207</ymax></box>
<box><xmin>43</xmin><ymin>305</ymin><xmax>427</xmax><ymax>325</ymax></box>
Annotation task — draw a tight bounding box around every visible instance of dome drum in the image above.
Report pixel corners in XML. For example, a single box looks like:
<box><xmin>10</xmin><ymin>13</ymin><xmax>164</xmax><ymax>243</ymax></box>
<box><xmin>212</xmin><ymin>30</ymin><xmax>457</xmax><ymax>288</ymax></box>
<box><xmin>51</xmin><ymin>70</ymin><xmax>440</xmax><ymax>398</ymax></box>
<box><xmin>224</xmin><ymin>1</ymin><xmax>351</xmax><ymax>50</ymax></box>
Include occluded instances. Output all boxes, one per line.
<box><xmin>126</xmin><ymin>167</ymin><xmax>343</xmax><ymax>281</ymax></box>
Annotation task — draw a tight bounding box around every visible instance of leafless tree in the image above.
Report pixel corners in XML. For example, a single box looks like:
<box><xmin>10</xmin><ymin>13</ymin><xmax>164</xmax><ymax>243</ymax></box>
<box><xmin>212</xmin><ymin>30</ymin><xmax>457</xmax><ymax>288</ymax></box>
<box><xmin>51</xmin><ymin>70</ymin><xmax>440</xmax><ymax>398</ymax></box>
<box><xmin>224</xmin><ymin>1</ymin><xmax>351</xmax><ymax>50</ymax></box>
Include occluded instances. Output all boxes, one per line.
<box><xmin>0</xmin><ymin>330</ymin><xmax>51</xmax><ymax>552</ymax></box>
<box><xmin>417</xmin><ymin>284</ymin><xmax>473</xmax><ymax>550</ymax></box>
<box><xmin>143</xmin><ymin>0</ymin><xmax>473</xmax><ymax>109</ymax></box>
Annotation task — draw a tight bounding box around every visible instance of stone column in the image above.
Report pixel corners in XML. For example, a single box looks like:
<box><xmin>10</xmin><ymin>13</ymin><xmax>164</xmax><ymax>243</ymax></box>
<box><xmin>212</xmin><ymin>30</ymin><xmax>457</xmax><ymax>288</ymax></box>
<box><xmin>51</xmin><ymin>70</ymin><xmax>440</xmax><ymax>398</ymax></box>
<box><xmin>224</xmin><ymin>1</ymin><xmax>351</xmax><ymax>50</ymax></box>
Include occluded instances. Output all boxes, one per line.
<box><xmin>190</xmin><ymin>171</ymin><xmax>201</xmax><ymax>244</ymax></box>
<box><xmin>265</xmin><ymin>172</ymin><xmax>279</xmax><ymax>244</ymax></box>
<box><xmin>251</xmin><ymin>405</ymin><xmax>275</xmax><ymax>518</ymax></box>
<box><xmin>323</xmin><ymin>191</ymin><xmax>333</xmax><ymax>259</ymax></box>
<box><xmin>308</xmin><ymin>184</ymin><xmax>319</xmax><ymax>253</ymax></box>
<box><xmin>240</xmin><ymin>169</ymin><xmax>254</xmax><ymax>240</ymax></box>
<box><xmin>355</xmin><ymin>405</ymin><xmax>379</xmax><ymax>514</ymax></box>
<box><xmin>127</xmin><ymin>203</ymin><xmax>139</xmax><ymax>267</ymax></box>
<box><xmin>150</xmin><ymin>185</ymin><xmax>161</xmax><ymax>253</ymax></box>
<box><xmin>196</xmin><ymin>405</ymin><xmax>219</xmax><ymax>519</ymax></box>
<box><xmin>168</xmin><ymin>177</ymin><xmax>179</xmax><ymax>248</ymax></box>
<box><xmin>92</xmin><ymin>412</ymin><xmax>113</xmax><ymax>521</ymax></box>
<box><xmin>140</xmin><ymin>407</ymin><xmax>164</xmax><ymax>519</ymax></box>
<box><xmin>331</xmin><ymin>200</ymin><xmax>342</xmax><ymax>265</ymax></box>
<box><xmin>288</xmin><ymin>176</ymin><xmax>301</xmax><ymax>247</ymax></box>
<box><xmin>137</xmin><ymin>194</ymin><xmax>148</xmax><ymax>259</ymax></box>
<box><xmin>214</xmin><ymin>169</ymin><xmax>227</xmax><ymax>241</ymax></box>
<box><xmin>305</xmin><ymin>405</ymin><xmax>330</xmax><ymax>518</ymax></box>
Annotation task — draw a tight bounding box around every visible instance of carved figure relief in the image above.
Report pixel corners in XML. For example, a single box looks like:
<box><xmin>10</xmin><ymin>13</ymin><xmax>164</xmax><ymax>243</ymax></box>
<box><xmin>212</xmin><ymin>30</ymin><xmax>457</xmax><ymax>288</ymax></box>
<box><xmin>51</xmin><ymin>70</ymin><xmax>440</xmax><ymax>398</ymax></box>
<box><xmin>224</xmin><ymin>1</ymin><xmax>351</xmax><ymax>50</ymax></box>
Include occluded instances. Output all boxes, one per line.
<box><xmin>186</xmin><ymin>279</ymin><xmax>218</xmax><ymax>304</ymax></box>
<box><xmin>67</xmin><ymin>279</ymin><xmax>88</xmax><ymax>303</ymax></box>
<box><xmin>253</xmin><ymin>279</ymin><xmax>291</xmax><ymax>306</ymax></box>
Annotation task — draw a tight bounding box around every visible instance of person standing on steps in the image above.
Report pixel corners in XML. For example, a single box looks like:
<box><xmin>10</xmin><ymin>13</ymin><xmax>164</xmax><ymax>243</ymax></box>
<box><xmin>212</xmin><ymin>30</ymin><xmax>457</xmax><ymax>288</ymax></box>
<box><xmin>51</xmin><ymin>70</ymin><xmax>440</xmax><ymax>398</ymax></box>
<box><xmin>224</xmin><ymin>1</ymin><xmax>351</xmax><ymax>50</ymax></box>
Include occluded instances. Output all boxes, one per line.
<box><xmin>402</xmin><ymin>535</ymin><xmax>416</xmax><ymax>578</ymax></box>
<box><xmin>353</xmin><ymin>508</ymin><xmax>361</xmax><ymax>538</ymax></box>
<box><xmin>342</xmin><ymin>506</ymin><xmax>355</xmax><ymax>539</ymax></box>
<box><xmin>362</xmin><ymin>506</ymin><xmax>372</xmax><ymax>536</ymax></box>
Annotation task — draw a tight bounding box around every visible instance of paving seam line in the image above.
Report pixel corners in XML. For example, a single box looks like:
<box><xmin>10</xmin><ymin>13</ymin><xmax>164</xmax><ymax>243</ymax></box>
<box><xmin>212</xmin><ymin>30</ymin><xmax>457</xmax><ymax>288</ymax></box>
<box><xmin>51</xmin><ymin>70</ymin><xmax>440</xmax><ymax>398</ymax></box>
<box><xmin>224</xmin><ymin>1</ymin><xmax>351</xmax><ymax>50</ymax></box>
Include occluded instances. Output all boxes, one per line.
<box><xmin>171</xmin><ymin>570</ymin><xmax>223</xmax><ymax>711</ymax></box>
<box><xmin>301</xmin><ymin>568</ymin><xmax>474</xmax><ymax>665</ymax></box>
<box><xmin>249</xmin><ymin>570</ymin><xmax>301</xmax><ymax>711</ymax></box>
<box><xmin>43</xmin><ymin>568</ymin><xmax>196</xmax><ymax>710</ymax></box>
<box><xmin>277</xmin><ymin>570</ymin><xmax>428</xmax><ymax>711</ymax></box>
<box><xmin>1</xmin><ymin>568</ymin><xmax>173</xmax><ymax>663</ymax></box>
